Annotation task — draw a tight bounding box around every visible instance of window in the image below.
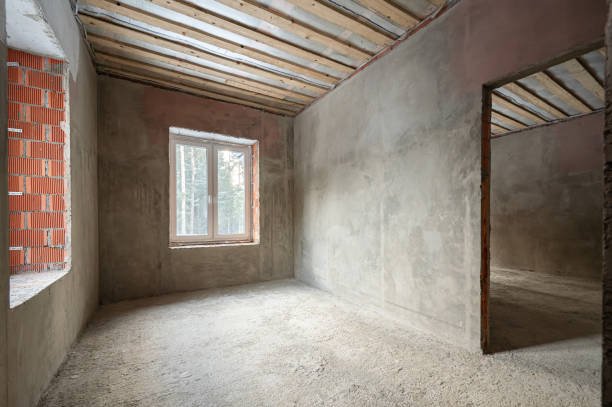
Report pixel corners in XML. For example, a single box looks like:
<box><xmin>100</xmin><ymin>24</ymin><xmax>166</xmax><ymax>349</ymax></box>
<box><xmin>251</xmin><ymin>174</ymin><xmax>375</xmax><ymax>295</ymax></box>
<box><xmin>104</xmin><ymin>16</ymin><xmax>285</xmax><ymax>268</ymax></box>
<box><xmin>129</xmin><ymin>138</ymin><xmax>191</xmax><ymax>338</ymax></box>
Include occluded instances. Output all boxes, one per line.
<box><xmin>169</xmin><ymin>128</ymin><xmax>255</xmax><ymax>244</ymax></box>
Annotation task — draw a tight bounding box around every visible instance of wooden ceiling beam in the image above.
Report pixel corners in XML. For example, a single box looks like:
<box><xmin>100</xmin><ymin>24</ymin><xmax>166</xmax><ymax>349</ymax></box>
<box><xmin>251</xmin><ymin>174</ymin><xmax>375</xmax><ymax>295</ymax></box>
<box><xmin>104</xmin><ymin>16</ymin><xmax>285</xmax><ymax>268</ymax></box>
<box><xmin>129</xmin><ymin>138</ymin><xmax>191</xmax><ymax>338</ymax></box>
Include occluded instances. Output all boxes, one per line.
<box><xmin>99</xmin><ymin>67</ymin><xmax>297</xmax><ymax>115</ymax></box>
<box><xmin>147</xmin><ymin>0</ymin><xmax>369</xmax><ymax>67</ymax></box>
<box><xmin>530</xmin><ymin>71</ymin><xmax>591</xmax><ymax>114</ymax></box>
<box><xmin>491</xmin><ymin>123</ymin><xmax>508</xmax><ymax>135</ymax></box>
<box><xmin>500</xmin><ymin>82</ymin><xmax>567</xmax><ymax>120</ymax></box>
<box><xmin>79</xmin><ymin>0</ymin><xmax>349</xmax><ymax>81</ymax></box>
<box><xmin>77</xmin><ymin>0</ymin><xmax>453</xmax><ymax>114</ymax></box>
<box><xmin>428</xmin><ymin>0</ymin><xmax>446</xmax><ymax>6</ymax></box>
<box><xmin>80</xmin><ymin>14</ymin><xmax>329</xmax><ymax>94</ymax></box>
<box><xmin>357</xmin><ymin>0</ymin><xmax>419</xmax><ymax>29</ymax></box>
<box><xmin>578</xmin><ymin>56</ymin><xmax>604</xmax><ymax>87</ymax></box>
<box><xmin>284</xmin><ymin>0</ymin><xmax>394</xmax><ymax>46</ymax></box>
<box><xmin>214</xmin><ymin>0</ymin><xmax>378</xmax><ymax>56</ymax></box>
<box><xmin>96</xmin><ymin>52</ymin><xmax>304</xmax><ymax>111</ymax></box>
<box><xmin>88</xmin><ymin>34</ymin><xmax>316</xmax><ymax>104</ymax></box>
<box><xmin>491</xmin><ymin>93</ymin><xmax>547</xmax><ymax>125</ymax></box>
<box><xmin>491</xmin><ymin>121</ymin><xmax>512</xmax><ymax>131</ymax></box>
<box><xmin>491</xmin><ymin>111</ymin><xmax>527</xmax><ymax>131</ymax></box>
<box><xmin>561</xmin><ymin>58</ymin><xmax>604</xmax><ymax>104</ymax></box>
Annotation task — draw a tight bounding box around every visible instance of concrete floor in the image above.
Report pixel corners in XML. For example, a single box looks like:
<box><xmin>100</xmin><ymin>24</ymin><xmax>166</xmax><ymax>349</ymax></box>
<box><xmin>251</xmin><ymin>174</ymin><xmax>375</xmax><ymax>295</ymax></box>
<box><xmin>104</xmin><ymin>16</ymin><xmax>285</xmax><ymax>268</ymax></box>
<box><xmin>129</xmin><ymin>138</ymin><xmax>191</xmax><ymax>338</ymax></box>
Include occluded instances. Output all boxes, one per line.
<box><xmin>40</xmin><ymin>278</ymin><xmax>600</xmax><ymax>406</ymax></box>
<box><xmin>490</xmin><ymin>268</ymin><xmax>601</xmax><ymax>353</ymax></box>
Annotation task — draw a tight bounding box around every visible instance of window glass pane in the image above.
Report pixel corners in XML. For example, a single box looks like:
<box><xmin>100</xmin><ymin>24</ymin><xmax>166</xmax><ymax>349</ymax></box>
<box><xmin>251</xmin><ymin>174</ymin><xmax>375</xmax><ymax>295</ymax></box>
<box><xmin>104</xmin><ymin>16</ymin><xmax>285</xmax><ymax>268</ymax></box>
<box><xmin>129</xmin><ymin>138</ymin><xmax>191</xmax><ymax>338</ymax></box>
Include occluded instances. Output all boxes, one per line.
<box><xmin>217</xmin><ymin>149</ymin><xmax>246</xmax><ymax>235</ymax></box>
<box><xmin>176</xmin><ymin>143</ymin><xmax>208</xmax><ymax>236</ymax></box>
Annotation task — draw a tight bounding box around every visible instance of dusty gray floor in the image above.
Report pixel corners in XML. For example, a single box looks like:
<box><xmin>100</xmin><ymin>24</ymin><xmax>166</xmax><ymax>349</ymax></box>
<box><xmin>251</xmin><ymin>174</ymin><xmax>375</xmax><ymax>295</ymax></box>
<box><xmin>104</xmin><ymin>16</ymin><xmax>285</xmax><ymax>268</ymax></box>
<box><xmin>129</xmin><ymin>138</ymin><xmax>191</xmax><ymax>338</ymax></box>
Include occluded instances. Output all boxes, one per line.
<box><xmin>490</xmin><ymin>268</ymin><xmax>601</xmax><ymax>353</ymax></box>
<box><xmin>40</xmin><ymin>277</ymin><xmax>600</xmax><ymax>406</ymax></box>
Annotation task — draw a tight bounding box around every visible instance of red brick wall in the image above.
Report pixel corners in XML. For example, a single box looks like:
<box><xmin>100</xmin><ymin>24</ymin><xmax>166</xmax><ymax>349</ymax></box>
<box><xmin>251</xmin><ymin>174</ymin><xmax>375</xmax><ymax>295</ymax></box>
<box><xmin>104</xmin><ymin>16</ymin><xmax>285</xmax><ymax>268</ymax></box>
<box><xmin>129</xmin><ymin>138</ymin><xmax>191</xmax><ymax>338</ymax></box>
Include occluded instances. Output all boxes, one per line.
<box><xmin>7</xmin><ymin>49</ymin><xmax>67</xmax><ymax>274</ymax></box>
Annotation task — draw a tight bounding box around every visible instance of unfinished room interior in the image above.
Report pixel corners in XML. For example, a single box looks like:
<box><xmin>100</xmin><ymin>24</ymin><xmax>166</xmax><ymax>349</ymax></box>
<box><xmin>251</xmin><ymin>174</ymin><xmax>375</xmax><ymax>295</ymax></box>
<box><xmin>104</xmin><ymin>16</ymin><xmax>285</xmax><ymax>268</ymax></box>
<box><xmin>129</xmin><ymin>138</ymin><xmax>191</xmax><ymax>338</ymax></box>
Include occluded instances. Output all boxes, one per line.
<box><xmin>3</xmin><ymin>0</ymin><xmax>612</xmax><ymax>406</ymax></box>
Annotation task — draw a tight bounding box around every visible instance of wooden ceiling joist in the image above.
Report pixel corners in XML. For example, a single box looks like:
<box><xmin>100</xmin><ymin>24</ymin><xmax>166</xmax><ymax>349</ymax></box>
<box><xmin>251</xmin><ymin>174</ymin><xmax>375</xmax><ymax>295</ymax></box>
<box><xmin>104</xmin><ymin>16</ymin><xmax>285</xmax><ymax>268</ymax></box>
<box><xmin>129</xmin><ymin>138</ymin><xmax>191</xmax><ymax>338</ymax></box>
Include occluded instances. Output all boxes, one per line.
<box><xmin>428</xmin><ymin>0</ymin><xmax>446</xmax><ymax>6</ymax></box>
<box><xmin>490</xmin><ymin>48</ymin><xmax>604</xmax><ymax>137</ymax></box>
<box><xmin>80</xmin><ymin>14</ymin><xmax>329</xmax><ymax>94</ymax></box>
<box><xmin>284</xmin><ymin>0</ymin><xmax>395</xmax><ymax>46</ymax></box>
<box><xmin>214</xmin><ymin>0</ymin><xmax>380</xmax><ymax>56</ymax></box>
<box><xmin>491</xmin><ymin>123</ymin><xmax>508</xmax><ymax>135</ymax></box>
<box><xmin>96</xmin><ymin>52</ymin><xmax>304</xmax><ymax>111</ymax></box>
<box><xmin>96</xmin><ymin>57</ymin><xmax>302</xmax><ymax>112</ymax></box>
<box><xmin>80</xmin><ymin>0</ymin><xmax>349</xmax><ymax>81</ymax></box>
<box><xmin>356</xmin><ymin>0</ymin><xmax>419</xmax><ymax>29</ymax></box>
<box><xmin>77</xmin><ymin>0</ymin><xmax>448</xmax><ymax>115</ymax></box>
<box><xmin>491</xmin><ymin>111</ymin><xmax>527</xmax><ymax>131</ymax></box>
<box><xmin>500</xmin><ymin>82</ymin><xmax>567</xmax><ymax>120</ymax></box>
<box><xmin>88</xmin><ymin>34</ymin><xmax>316</xmax><ymax>104</ymax></box>
<box><xmin>147</xmin><ymin>0</ymin><xmax>370</xmax><ymax>67</ymax></box>
<box><xmin>560</xmin><ymin>58</ymin><xmax>604</xmax><ymax>104</ymax></box>
<box><xmin>491</xmin><ymin>93</ymin><xmax>546</xmax><ymax>125</ymax></box>
<box><xmin>530</xmin><ymin>71</ymin><xmax>591</xmax><ymax>114</ymax></box>
<box><xmin>99</xmin><ymin>67</ymin><xmax>298</xmax><ymax>115</ymax></box>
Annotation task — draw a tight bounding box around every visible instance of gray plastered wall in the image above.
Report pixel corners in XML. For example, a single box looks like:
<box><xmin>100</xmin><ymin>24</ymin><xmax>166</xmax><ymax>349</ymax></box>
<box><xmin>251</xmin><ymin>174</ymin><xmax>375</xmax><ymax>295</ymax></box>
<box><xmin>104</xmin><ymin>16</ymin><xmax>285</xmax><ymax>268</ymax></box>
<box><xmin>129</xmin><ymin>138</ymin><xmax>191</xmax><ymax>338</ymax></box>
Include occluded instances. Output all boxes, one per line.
<box><xmin>97</xmin><ymin>76</ymin><xmax>293</xmax><ymax>303</ymax></box>
<box><xmin>491</xmin><ymin>113</ymin><xmax>604</xmax><ymax>280</ymax></box>
<box><xmin>294</xmin><ymin>0</ymin><xmax>606</xmax><ymax>351</ymax></box>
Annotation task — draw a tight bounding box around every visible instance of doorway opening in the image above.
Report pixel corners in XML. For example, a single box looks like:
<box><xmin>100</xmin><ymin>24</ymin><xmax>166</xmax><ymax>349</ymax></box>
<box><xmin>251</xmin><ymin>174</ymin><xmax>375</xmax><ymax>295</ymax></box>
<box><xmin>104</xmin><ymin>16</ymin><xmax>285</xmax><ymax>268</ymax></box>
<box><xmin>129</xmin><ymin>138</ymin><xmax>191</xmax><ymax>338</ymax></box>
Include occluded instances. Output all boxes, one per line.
<box><xmin>481</xmin><ymin>45</ymin><xmax>605</xmax><ymax>363</ymax></box>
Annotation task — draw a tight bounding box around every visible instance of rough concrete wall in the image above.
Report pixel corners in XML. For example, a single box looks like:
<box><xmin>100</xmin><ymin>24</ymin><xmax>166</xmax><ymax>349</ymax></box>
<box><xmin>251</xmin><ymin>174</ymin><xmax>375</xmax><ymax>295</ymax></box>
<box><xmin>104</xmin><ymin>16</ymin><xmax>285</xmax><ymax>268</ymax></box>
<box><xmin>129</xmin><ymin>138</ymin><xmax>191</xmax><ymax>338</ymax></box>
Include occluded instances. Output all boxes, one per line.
<box><xmin>491</xmin><ymin>113</ymin><xmax>603</xmax><ymax>280</ymax></box>
<box><xmin>0</xmin><ymin>0</ymin><xmax>8</xmax><ymax>405</ymax></box>
<box><xmin>5</xmin><ymin>1</ymin><xmax>99</xmax><ymax>406</ymax></box>
<box><xmin>603</xmin><ymin>1</ymin><xmax>612</xmax><ymax>404</ymax></box>
<box><xmin>294</xmin><ymin>0</ymin><xmax>606</xmax><ymax>351</ymax></box>
<box><xmin>98</xmin><ymin>76</ymin><xmax>293</xmax><ymax>303</ymax></box>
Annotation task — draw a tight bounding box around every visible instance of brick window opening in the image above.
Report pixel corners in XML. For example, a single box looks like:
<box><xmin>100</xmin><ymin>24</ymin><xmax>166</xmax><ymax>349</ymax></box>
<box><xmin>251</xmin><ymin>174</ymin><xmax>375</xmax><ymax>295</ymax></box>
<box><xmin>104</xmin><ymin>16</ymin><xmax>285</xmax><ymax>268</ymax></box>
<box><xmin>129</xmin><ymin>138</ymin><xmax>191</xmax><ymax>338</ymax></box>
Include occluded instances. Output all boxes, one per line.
<box><xmin>7</xmin><ymin>49</ymin><xmax>69</xmax><ymax>276</ymax></box>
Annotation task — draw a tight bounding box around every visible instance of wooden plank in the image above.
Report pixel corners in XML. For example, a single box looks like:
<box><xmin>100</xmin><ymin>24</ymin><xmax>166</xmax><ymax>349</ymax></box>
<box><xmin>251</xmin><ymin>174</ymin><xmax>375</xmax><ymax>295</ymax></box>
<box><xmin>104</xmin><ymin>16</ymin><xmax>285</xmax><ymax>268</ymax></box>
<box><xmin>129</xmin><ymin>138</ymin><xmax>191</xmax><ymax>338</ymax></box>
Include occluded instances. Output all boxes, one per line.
<box><xmin>428</xmin><ymin>0</ymin><xmax>446</xmax><ymax>7</ymax></box>
<box><xmin>491</xmin><ymin>93</ymin><xmax>547</xmax><ymax>124</ymax></box>
<box><xmin>357</xmin><ymin>0</ymin><xmax>419</xmax><ymax>29</ymax></box>
<box><xmin>284</xmin><ymin>0</ymin><xmax>394</xmax><ymax>46</ymax></box>
<box><xmin>99</xmin><ymin>67</ymin><xmax>297</xmax><ymax>115</ymax></box>
<box><xmin>88</xmin><ymin>34</ymin><xmax>316</xmax><ymax>104</ymax></box>
<box><xmin>80</xmin><ymin>14</ymin><xmax>330</xmax><ymax>93</ymax></box>
<box><xmin>491</xmin><ymin>111</ymin><xmax>527</xmax><ymax>130</ymax></box>
<box><xmin>215</xmin><ymin>0</ymin><xmax>379</xmax><ymax>55</ymax></box>
<box><xmin>148</xmin><ymin>0</ymin><xmax>369</xmax><ymax>66</ymax></box>
<box><xmin>491</xmin><ymin>120</ymin><xmax>512</xmax><ymax>131</ymax></box>
<box><xmin>89</xmin><ymin>34</ymin><xmax>309</xmax><ymax>103</ymax></box>
<box><xmin>530</xmin><ymin>71</ymin><xmax>591</xmax><ymax>114</ymax></box>
<box><xmin>501</xmin><ymin>82</ymin><xmax>567</xmax><ymax>120</ymax></box>
<box><xmin>490</xmin><ymin>123</ymin><xmax>508</xmax><ymax>135</ymax></box>
<box><xmin>480</xmin><ymin>88</ymin><xmax>491</xmax><ymax>354</ymax></box>
<box><xmin>578</xmin><ymin>56</ymin><xmax>604</xmax><ymax>87</ymax></box>
<box><xmin>96</xmin><ymin>52</ymin><xmax>303</xmax><ymax>111</ymax></box>
<box><xmin>97</xmin><ymin>61</ymin><xmax>302</xmax><ymax>112</ymax></box>
<box><xmin>79</xmin><ymin>0</ymin><xmax>350</xmax><ymax>80</ymax></box>
<box><xmin>561</xmin><ymin>58</ymin><xmax>604</xmax><ymax>103</ymax></box>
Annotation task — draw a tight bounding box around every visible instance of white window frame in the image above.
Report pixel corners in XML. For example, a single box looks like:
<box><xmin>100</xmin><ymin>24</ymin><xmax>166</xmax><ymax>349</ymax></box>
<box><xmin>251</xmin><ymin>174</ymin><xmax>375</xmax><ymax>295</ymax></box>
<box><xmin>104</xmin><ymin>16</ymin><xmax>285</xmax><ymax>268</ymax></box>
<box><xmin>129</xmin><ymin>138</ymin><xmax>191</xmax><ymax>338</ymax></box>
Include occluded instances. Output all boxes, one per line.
<box><xmin>169</xmin><ymin>131</ymin><xmax>252</xmax><ymax>245</ymax></box>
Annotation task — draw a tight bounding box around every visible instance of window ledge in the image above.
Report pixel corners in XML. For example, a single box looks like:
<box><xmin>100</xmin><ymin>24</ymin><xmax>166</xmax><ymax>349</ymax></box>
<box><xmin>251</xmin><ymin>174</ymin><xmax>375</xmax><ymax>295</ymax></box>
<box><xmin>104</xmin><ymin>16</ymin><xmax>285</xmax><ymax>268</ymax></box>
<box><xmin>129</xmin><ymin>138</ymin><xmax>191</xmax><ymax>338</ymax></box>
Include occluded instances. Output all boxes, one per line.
<box><xmin>10</xmin><ymin>270</ymin><xmax>69</xmax><ymax>309</ymax></box>
<box><xmin>169</xmin><ymin>241</ymin><xmax>259</xmax><ymax>249</ymax></box>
